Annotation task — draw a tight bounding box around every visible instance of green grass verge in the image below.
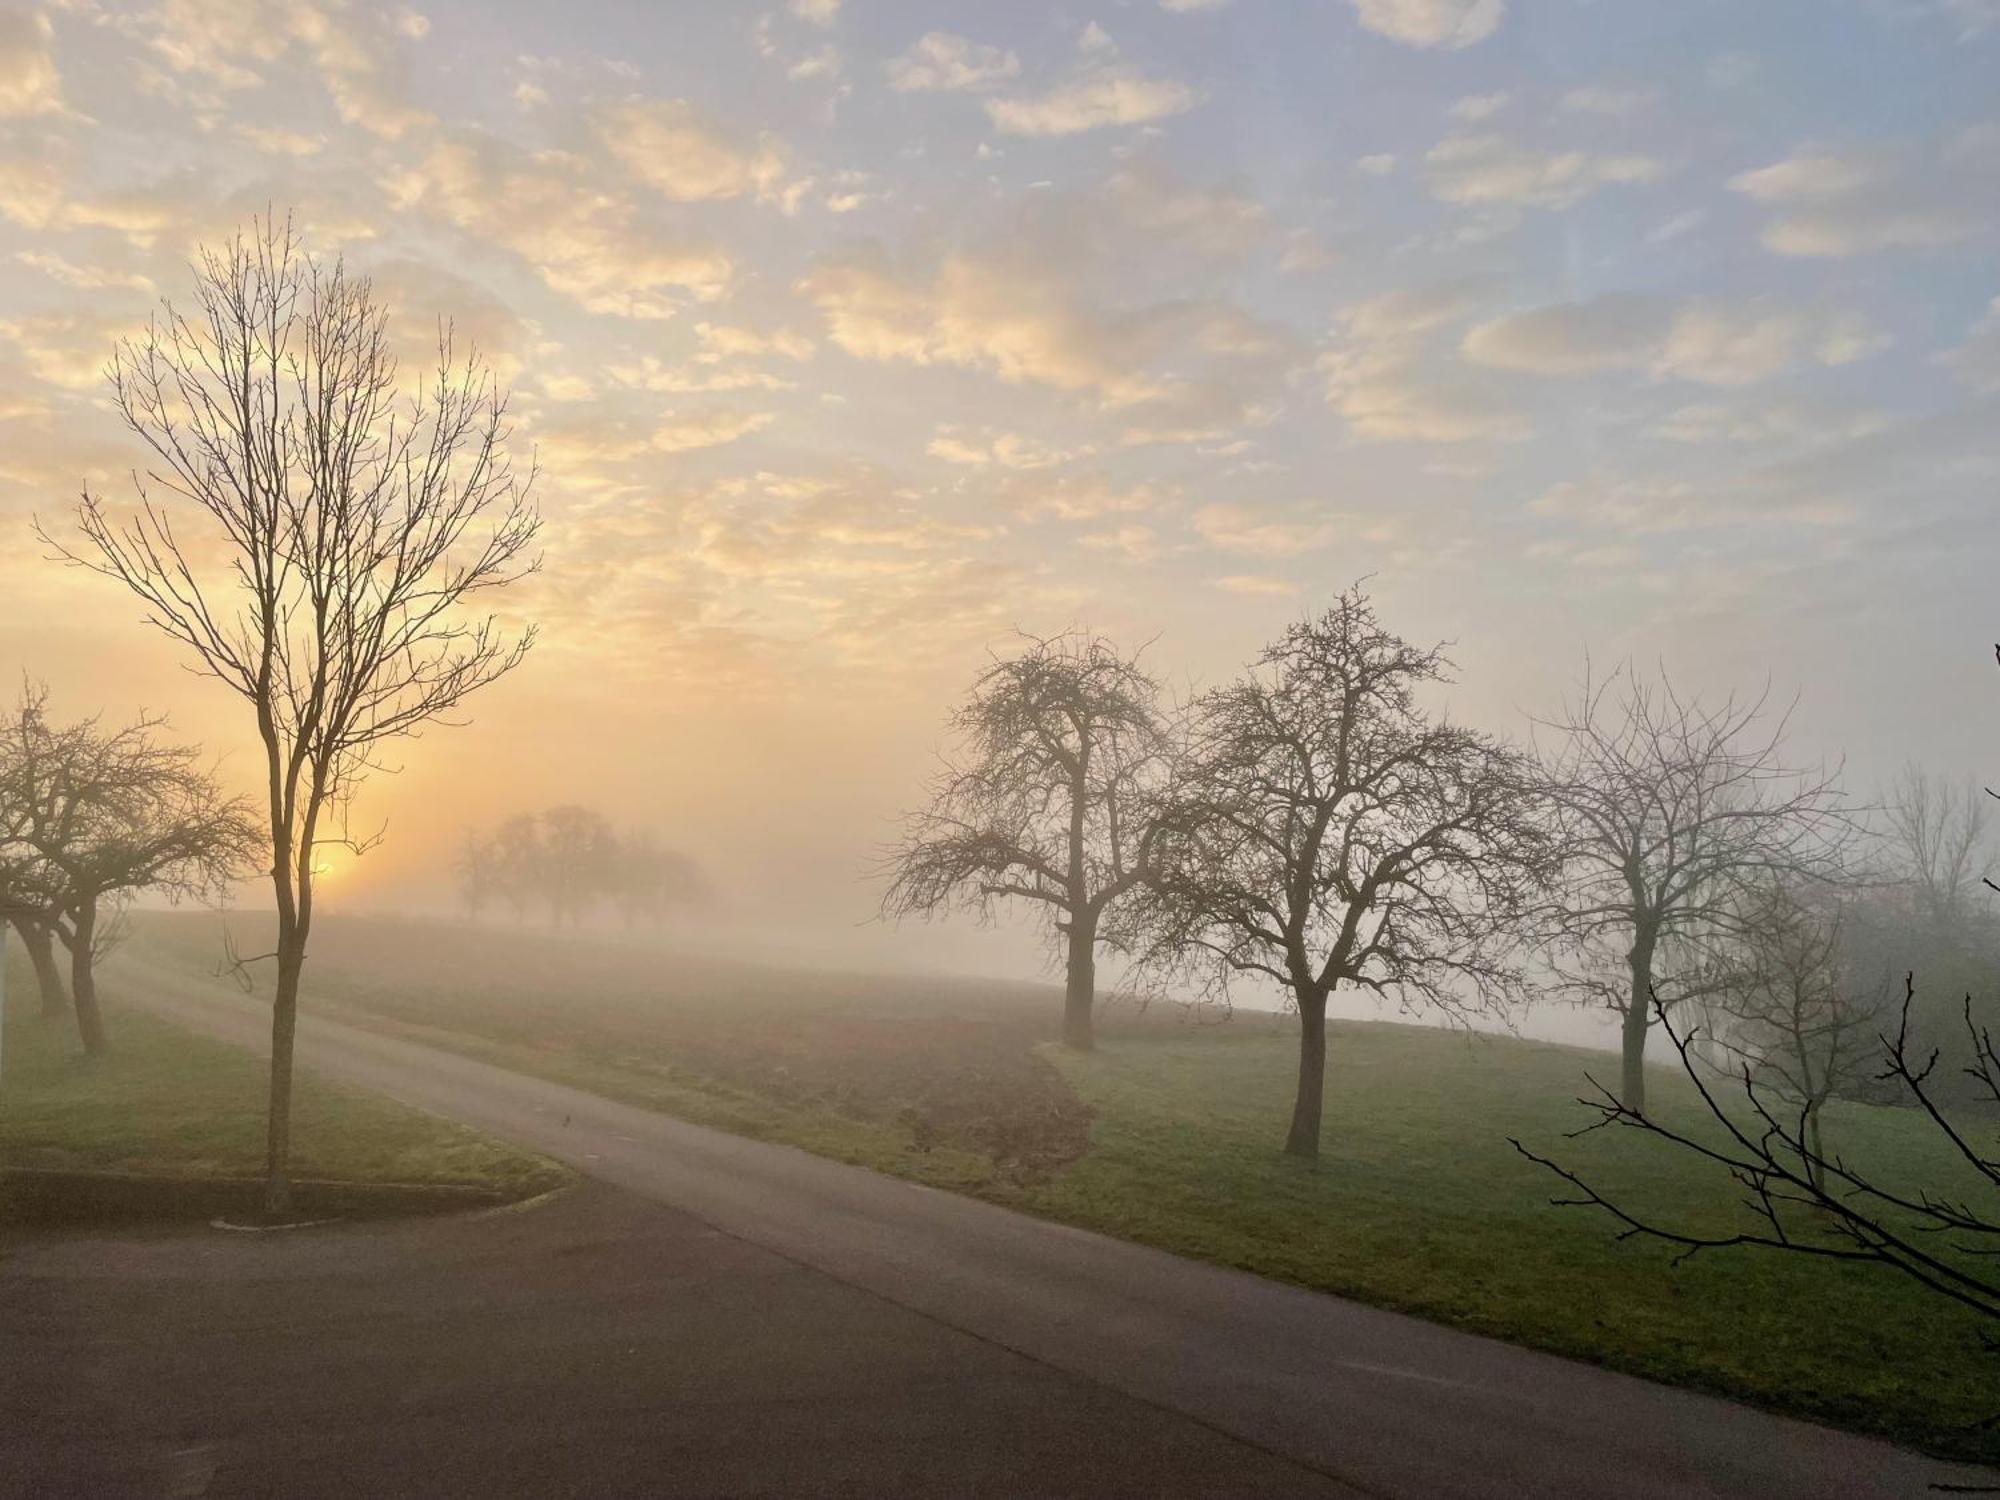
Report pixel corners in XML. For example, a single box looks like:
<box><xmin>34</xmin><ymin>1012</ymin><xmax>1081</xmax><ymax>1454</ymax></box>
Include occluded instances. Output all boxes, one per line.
<box><xmin>1</xmin><ymin>949</ymin><xmax>566</xmax><ymax>1199</ymax></box>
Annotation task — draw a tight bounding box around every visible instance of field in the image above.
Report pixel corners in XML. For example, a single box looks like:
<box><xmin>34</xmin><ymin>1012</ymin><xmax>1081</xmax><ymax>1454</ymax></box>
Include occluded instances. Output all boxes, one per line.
<box><xmin>1</xmin><ymin>940</ymin><xmax>565</xmax><ymax>1201</ymax></box>
<box><xmin>122</xmin><ymin>911</ymin><xmax>1996</xmax><ymax>1462</ymax></box>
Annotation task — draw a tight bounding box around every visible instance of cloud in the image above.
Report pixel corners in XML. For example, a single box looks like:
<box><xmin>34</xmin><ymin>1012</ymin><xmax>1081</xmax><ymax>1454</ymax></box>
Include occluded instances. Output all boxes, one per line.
<box><xmin>799</xmin><ymin>249</ymin><xmax>1289</xmax><ymax>438</ymax></box>
<box><xmin>1192</xmin><ymin>502</ymin><xmax>1338</xmax><ymax>555</ymax></box>
<box><xmin>654</xmin><ymin>410</ymin><xmax>775</xmax><ymax>453</ymax></box>
<box><xmin>1323</xmin><ymin>358</ymin><xmax>1531</xmax><ymax>442</ymax></box>
<box><xmin>15</xmin><ymin>251</ymin><xmax>154</xmax><ymax>293</ymax></box>
<box><xmin>232</xmin><ymin>123</ymin><xmax>324</xmax><ymax>156</ymax></box>
<box><xmin>887</xmin><ymin>32</ymin><xmax>1019</xmax><ymax>92</ymax></box>
<box><xmin>1940</xmin><ymin>296</ymin><xmax>2000</xmax><ymax>394</ymax></box>
<box><xmin>1101</xmin><ymin>163</ymin><xmax>1267</xmax><ymax>260</ymax></box>
<box><xmin>1448</xmin><ymin>92</ymin><xmax>1509</xmax><ymax>122</ymax></box>
<box><xmin>985</xmin><ymin>65</ymin><xmax>1199</xmax><ymax>137</ymax></box>
<box><xmin>594</xmin><ymin>98</ymin><xmax>787</xmax><ymax>203</ymax></box>
<box><xmin>1425</xmin><ymin>133</ymin><xmax>1666</xmax><ymax>208</ymax></box>
<box><xmin>1645</xmin><ymin>397</ymin><xmax>1892</xmax><ymax>447</ymax></box>
<box><xmin>1322</xmin><ymin>282</ymin><xmax>1529</xmax><ymax>442</ymax></box>
<box><xmin>0</xmin><ymin>308</ymin><xmax>144</xmax><ymax>390</ymax></box>
<box><xmin>695</xmin><ymin>322</ymin><xmax>815</xmax><ymax>363</ymax></box>
<box><xmin>1006</xmin><ymin>473</ymin><xmax>1165</xmax><ymax>521</ymax></box>
<box><xmin>1728</xmin><ymin>131</ymin><xmax>1999</xmax><ymax>257</ymax></box>
<box><xmin>0</xmin><ymin>8</ymin><xmax>64</xmax><ymax>117</ymax></box>
<box><xmin>1531</xmin><ymin>475</ymin><xmax>1850</xmax><ymax>535</ymax></box>
<box><xmin>386</xmin><ymin>135</ymin><xmax>733</xmax><ymax>317</ymax></box>
<box><xmin>799</xmin><ymin>252</ymin><xmax>1163</xmax><ymax>400</ymax></box>
<box><xmin>790</xmin><ymin>0</ymin><xmax>839</xmax><ymax>25</ymax></box>
<box><xmin>1162</xmin><ymin>0</ymin><xmax>1232</xmax><ymax>10</ymax></box>
<box><xmin>1213</xmin><ymin>574</ymin><xmax>1298</xmax><ymax>595</ymax></box>
<box><xmin>141</xmin><ymin>0</ymin><xmax>433</xmax><ymax>138</ymax></box>
<box><xmin>1559</xmin><ymin>84</ymin><xmax>1659</xmax><ymax>117</ymax></box>
<box><xmin>928</xmin><ymin>429</ymin><xmax>1078</xmax><ymax>469</ymax></box>
<box><xmin>1463</xmin><ymin>295</ymin><xmax>1890</xmax><ymax>385</ymax></box>
<box><xmin>1460</xmin><ymin>294</ymin><xmax>1664</xmax><ymax>375</ymax></box>
<box><xmin>1346</xmin><ymin>0</ymin><xmax>1503</xmax><ymax>49</ymax></box>
<box><xmin>366</xmin><ymin>258</ymin><xmax>529</xmax><ymax>381</ymax></box>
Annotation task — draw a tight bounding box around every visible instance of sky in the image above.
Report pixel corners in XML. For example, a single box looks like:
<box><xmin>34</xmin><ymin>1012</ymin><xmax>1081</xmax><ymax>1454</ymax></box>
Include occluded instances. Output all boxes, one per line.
<box><xmin>1</xmin><ymin>0</ymin><xmax>1997</xmax><ymax>995</ymax></box>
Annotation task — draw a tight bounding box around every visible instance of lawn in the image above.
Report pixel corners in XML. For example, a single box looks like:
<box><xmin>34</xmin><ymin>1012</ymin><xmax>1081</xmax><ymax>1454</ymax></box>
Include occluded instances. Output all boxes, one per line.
<box><xmin>122</xmin><ymin>911</ymin><xmax>1998</xmax><ymax>1462</ymax></box>
<box><xmin>1</xmin><ymin>940</ymin><xmax>566</xmax><ymax>1199</ymax></box>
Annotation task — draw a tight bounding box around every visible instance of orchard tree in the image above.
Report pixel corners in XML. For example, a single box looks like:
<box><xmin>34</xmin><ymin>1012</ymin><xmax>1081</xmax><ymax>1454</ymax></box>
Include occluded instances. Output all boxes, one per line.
<box><xmin>0</xmin><ymin>683</ymin><xmax>256</xmax><ymax>1051</ymax></box>
<box><xmin>1145</xmin><ymin>591</ymin><xmax>1552</xmax><ymax>1159</ymax></box>
<box><xmin>1532</xmin><ymin>665</ymin><xmax>1856</xmax><ymax>1114</ymax></box>
<box><xmin>45</xmin><ymin>216</ymin><xmax>540</xmax><ymax>1213</ymax></box>
<box><xmin>1703</xmin><ymin>879</ymin><xmax>1888</xmax><ymax>1185</ymax></box>
<box><xmin>883</xmin><ymin>631</ymin><xmax>1175</xmax><ymax>1050</ymax></box>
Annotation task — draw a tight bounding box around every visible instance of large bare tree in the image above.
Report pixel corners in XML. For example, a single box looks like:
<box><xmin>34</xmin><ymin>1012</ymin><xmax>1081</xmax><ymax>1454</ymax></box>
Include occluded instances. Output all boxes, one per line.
<box><xmin>883</xmin><ymin>631</ymin><xmax>1175</xmax><ymax>1050</ymax></box>
<box><xmin>1144</xmin><ymin>591</ymin><xmax>1551</xmax><ymax>1159</ymax></box>
<box><xmin>1532</xmin><ymin>664</ymin><xmax>1855</xmax><ymax>1114</ymax></box>
<box><xmin>45</xmin><ymin>217</ymin><xmax>540</xmax><ymax>1213</ymax></box>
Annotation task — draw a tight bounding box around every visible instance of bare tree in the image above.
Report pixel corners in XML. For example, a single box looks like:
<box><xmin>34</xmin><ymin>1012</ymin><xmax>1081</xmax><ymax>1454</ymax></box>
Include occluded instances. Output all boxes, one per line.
<box><xmin>1702</xmin><ymin>880</ymin><xmax>1888</xmax><ymax>1188</ymax></box>
<box><xmin>0</xmin><ymin>693</ymin><xmax>70</xmax><ymax>1017</ymax></box>
<box><xmin>1533</xmin><ymin>664</ymin><xmax>1857</xmax><ymax>1114</ymax></box>
<box><xmin>1143</xmin><ymin>590</ymin><xmax>1552</xmax><ymax>1159</ymax></box>
<box><xmin>541</xmin><ymin>804</ymin><xmax>619</xmax><ymax>927</ymax></box>
<box><xmin>455</xmin><ymin>830</ymin><xmax>496</xmax><ymax>923</ymax></box>
<box><xmin>0</xmin><ymin>683</ymin><xmax>257</xmax><ymax>1053</ymax></box>
<box><xmin>613</xmin><ymin>828</ymin><xmax>709</xmax><ymax>929</ymax></box>
<box><xmin>1515</xmin><ymin>977</ymin><xmax>1999</xmax><ymax>1331</ymax></box>
<box><xmin>1886</xmin><ymin>765</ymin><xmax>1992</xmax><ymax>936</ymax></box>
<box><xmin>459</xmin><ymin>811</ymin><xmax>706</xmax><ymax>930</ymax></box>
<box><xmin>43</xmin><ymin>216</ymin><xmax>540</xmax><ymax>1213</ymax></box>
<box><xmin>883</xmin><ymin>630</ymin><xmax>1175</xmax><ymax>1050</ymax></box>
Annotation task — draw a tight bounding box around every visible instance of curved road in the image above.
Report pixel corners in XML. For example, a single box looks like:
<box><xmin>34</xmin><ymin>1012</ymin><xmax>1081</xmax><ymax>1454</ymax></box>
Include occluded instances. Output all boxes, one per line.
<box><xmin>124</xmin><ymin>969</ymin><xmax>1993</xmax><ymax>1499</ymax></box>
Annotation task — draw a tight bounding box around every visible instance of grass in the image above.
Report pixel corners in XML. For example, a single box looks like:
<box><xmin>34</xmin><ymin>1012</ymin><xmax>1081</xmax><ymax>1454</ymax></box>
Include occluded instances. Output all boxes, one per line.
<box><xmin>122</xmin><ymin>911</ymin><xmax>1998</xmax><ymax>1462</ymax></box>
<box><xmin>1026</xmin><ymin>1024</ymin><xmax>1996</xmax><ymax>1463</ymax></box>
<box><xmin>1</xmin><ymin>942</ymin><xmax>566</xmax><ymax>1199</ymax></box>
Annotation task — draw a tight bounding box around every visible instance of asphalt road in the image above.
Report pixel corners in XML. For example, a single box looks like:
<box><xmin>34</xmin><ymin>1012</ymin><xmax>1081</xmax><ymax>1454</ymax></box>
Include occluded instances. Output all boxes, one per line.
<box><xmin>46</xmin><ymin>965</ymin><xmax>2000</xmax><ymax>1498</ymax></box>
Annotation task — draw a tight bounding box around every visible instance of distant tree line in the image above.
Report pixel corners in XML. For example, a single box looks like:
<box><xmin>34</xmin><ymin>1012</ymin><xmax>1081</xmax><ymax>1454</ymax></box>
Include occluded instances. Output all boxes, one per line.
<box><xmin>886</xmin><ymin>586</ymin><xmax>1994</xmax><ymax>1165</ymax></box>
<box><xmin>456</xmin><ymin>806</ymin><xmax>709</xmax><ymax>929</ymax></box>
<box><xmin>0</xmin><ymin>683</ymin><xmax>258</xmax><ymax>1055</ymax></box>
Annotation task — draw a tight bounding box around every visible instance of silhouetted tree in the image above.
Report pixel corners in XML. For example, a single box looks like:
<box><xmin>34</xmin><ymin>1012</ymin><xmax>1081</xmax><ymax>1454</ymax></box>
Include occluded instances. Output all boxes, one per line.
<box><xmin>614</xmin><ymin>828</ymin><xmax>708</xmax><ymax>928</ymax></box>
<box><xmin>1</xmin><ymin>694</ymin><xmax>71</xmax><ymax>1017</ymax></box>
<box><xmin>1701</xmin><ymin>879</ymin><xmax>1889</xmax><ymax>1187</ymax></box>
<box><xmin>45</xmin><ymin>215</ymin><xmax>540</xmax><ymax>1212</ymax></box>
<box><xmin>1144</xmin><ymin>591</ymin><xmax>1552</xmax><ymax>1159</ymax></box>
<box><xmin>1532</xmin><ymin>664</ymin><xmax>1856</xmax><ymax>1114</ymax></box>
<box><xmin>457</xmin><ymin>811</ymin><xmax>707</xmax><ymax>928</ymax></box>
<box><xmin>1885</xmin><ymin>765</ymin><xmax>1993</xmax><ymax>938</ymax></box>
<box><xmin>883</xmin><ymin>630</ymin><xmax>1176</xmax><ymax>1050</ymax></box>
<box><xmin>541</xmin><ymin>804</ymin><xmax>619</xmax><ymax>926</ymax></box>
<box><xmin>0</xmin><ymin>683</ymin><xmax>256</xmax><ymax>1053</ymax></box>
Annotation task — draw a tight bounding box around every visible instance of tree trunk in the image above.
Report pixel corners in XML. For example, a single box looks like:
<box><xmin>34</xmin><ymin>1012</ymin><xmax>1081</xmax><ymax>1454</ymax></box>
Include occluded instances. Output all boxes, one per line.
<box><xmin>1061</xmin><ymin>912</ymin><xmax>1097</xmax><ymax>1050</ymax></box>
<box><xmin>264</xmin><ymin>937</ymin><xmax>304</xmax><ymax>1219</ymax></box>
<box><xmin>1805</xmin><ymin>1105</ymin><xmax>1826</xmax><ymax>1192</ymax></box>
<box><xmin>68</xmin><ymin>901</ymin><xmax>108</xmax><ymax>1058</ymax></box>
<box><xmin>16</xmin><ymin>917</ymin><xmax>68</xmax><ymax>1018</ymax></box>
<box><xmin>1620</xmin><ymin>924</ymin><xmax>1658</xmax><ymax>1114</ymax></box>
<box><xmin>1285</xmin><ymin>989</ymin><xmax>1329</xmax><ymax>1159</ymax></box>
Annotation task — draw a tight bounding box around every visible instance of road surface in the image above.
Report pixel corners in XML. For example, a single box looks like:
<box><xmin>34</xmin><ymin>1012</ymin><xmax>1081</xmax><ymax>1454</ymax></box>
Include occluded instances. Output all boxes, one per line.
<box><xmin>71</xmin><ymin>963</ymin><xmax>2000</xmax><ymax>1497</ymax></box>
